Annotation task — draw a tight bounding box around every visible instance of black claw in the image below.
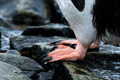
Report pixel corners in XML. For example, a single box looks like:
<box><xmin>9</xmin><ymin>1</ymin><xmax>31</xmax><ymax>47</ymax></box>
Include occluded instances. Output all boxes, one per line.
<box><xmin>43</xmin><ymin>57</ymin><xmax>53</xmax><ymax>63</ymax></box>
<box><xmin>40</xmin><ymin>57</ymin><xmax>53</xmax><ymax>64</ymax></box>
<box><xmin>50</xmin><ymin>40</ymin><xmax>62</xmax><ymax>45</ymax></box>
<box><xmin>69</xmin><ymin>44</ymin><xmax>77</xmax><ymax>49</ymax></box>
<box><xmin>50</xmin><ymin>46</ymin><xmax>58</xmax><ymax>52</ymax></box>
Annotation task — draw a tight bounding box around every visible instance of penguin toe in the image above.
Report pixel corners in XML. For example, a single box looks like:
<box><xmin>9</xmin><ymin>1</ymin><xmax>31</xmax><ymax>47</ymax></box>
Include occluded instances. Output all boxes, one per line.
<box><xmin>50</xmin><ymin>40</ymin><xmax>62</xmax><ymax>45</ymax></box>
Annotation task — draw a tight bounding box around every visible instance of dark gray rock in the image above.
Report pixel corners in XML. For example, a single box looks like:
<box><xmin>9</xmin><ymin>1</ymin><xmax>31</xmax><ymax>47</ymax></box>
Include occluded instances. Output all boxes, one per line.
<box><xmin>10</xmin><ymin>35</ymin><xmax>73</xmax><ymax>79</ymax></box>
<box><xmin>56</xmin><ymin>52</ymin><xmax>120</xmax><ymax>80</ymax></box>
<box><xmin>0</xmin><ymin>61</ymin><xmax>31</xmax><ymax>80</ymax></box>
<box><xmin>0</xmin><ymin>53</ymin><xmax>43</xmax><ymax>78</ymax></box>
<box><xmin>10</xmin><ymin>35</ymin><xmax>69</xmax><ymax>51</ymax></box>
<box><xmin>37</xmin><ymin>70</ymin><xmax>55</xmax><ymax>80</ymax></box>
<box><xmin>22</xmin><ymin>23</ymin><xmax>75</xmax><ymax>38</ymax></box>
<box><xmin>60</xmin><ymin>61</ymin><xmax>103</xmax><ymax>80</ymax></box>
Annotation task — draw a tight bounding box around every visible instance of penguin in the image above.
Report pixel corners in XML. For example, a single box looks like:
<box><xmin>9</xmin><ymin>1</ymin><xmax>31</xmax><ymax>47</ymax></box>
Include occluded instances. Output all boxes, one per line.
<box><xmin>42</xmin><ymin>0</ymin><xmax>120</xmax><ymax>62</ymax></box>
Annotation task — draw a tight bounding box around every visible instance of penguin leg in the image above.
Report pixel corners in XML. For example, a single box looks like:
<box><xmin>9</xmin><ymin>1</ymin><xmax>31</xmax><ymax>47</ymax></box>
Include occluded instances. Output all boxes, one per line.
<box><xmin>89</xmin><ymin>41</ymin><xmax>100</xmax><ymax>49</ymax></box>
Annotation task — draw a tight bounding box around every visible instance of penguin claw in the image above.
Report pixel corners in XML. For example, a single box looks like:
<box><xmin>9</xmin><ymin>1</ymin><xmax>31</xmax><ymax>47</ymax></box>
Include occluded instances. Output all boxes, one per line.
<box><xmin>42</xmin><ymin>57</ymin><xmax>53</xmax><ymax>64</ymax></box>
<box><xmin>38</xmin><ymin>54</ymin><xmax>48</xmax><ymax>61</ymax></box>
<box><xmin>50</xmin><ymin>40</ymin><xmax>62</xmax><ymax>45</ymax></box>
<box><xmin>50</xmin><ymin>46</ymin><xmax>58</xmax><ymax>52</ymax></box>
<box><xmin>39</xmin><ymin>55</ymin><xmax>59</xmax><ymax>70</ymax></box>
<box><xmin>50</xmin><ymin>40</ymin><xmax>77</xmax><ymax>49</ymax></box>
<box><xmin>39</xmin><ymin>55</ymin><xmax>53</xmax><ymax>64</ymax></box>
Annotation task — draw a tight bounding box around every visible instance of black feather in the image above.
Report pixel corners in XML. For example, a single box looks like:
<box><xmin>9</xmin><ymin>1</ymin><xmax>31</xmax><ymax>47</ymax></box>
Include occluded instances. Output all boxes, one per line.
<box><xmin>93</xmin><ymin>0</ymin><xmax>120</xmax><ymax>37</ymax></box>
<box><xmin>71</xmin><ymin>0</ymin><xmax>85</xmax><ymax>12</ymax></box>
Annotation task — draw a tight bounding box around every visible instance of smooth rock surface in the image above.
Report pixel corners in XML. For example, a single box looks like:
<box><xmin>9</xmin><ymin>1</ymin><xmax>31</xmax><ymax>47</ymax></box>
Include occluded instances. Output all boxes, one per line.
<box><xmin>6</xmin><ymin>50</ymin><xmax>21</xmax><ymax>55</ymax></box>
<box><xmin>0</xmin><ymin>53</ymin><xmax>43</xmax><ymax>77</ymax></box>
<box><xmin>22</xmin><ymin>23</ymin><xmax>75</xmax><ymax>38</ymax></box>
<box><xmin>0</xmin><ymin>61</ymin><xmax>31</xmax><ymax>80</ymax></box>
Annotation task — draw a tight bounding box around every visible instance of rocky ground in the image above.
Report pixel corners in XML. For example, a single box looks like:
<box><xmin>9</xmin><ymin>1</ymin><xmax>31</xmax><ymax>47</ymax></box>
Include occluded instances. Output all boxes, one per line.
<box><xmin>0</xmin><ymin>0</ymin><xmax>120</xmax><ymax>80</ymax></box>
<box><xmin>0</xmin><ymin>23</ymin><xmax>120</xmax><ymax>80</ymax></box>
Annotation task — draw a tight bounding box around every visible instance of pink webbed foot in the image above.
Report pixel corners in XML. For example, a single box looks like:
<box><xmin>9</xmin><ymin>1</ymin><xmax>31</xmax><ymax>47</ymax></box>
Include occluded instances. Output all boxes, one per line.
<box><xmin>48</xmin><ymin>45</ymin><xmax>80</xmax><ymax>62</ymax></box>
<box><xmin>44</xmin><ymin>40</ymin><xmax>88</xmax><ymax>62</ymax></box>
<box><xmin>42</xmin><ymin>40</ymin><xmax>100</xmax><ymax>63</ymax></box>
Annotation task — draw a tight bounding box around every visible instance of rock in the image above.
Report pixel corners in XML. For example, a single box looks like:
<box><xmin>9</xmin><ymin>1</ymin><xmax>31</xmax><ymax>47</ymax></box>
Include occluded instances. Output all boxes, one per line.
<box><xmin>0</xmin><ymin>53</ymin><xmax>43</xmax><ymax>78</ymax></box>
<box><xmin>61</xmin><ymin>62</ymin><xmax>103</xmax><ymax>80</ymax></box>
<box><xmin>6</xmin><ymin>50</ymin><xmax>21</xmax><ymax>55</ymax></box>
<box><xmin>83</xmin><ymin>52</ymin><xmax>120</xmax><ymax>80</ymax></box>
<box><xmin>10</xmin><ymin>35</ymin><xmax>75</xmax><ymax>58</ymax></box>
<box><xmin>10</xmin><ymin>29</ymin><xmax>120</xmax><ymax>80</ymax></box>
<box><xmin>0</xmin><ymin>61</ymin><xmax>31</xmax><ymax>80</ymax></box>
<box><xmin>22</xmin><ymin>23</ymin><xmax>75</xmax><ymax>38</ymax></box>
<box><xmin>0</xmin><ymin>0</ymin><xmax>49</xmax><ymax>25</ymax></box>
<box><xmin>99</xmin><ymin>43</ymin><xmax>120</xmax><ymax>54</ymax></box>
<box><xmin>37</xmin><ymin>70</ymin><xmax>55</xmax><ymax>80</ymax></box>
<box><xmin>10</xmin><ymin>35</ymin><xmax>70</xmax><ymax>79</ymax></box>
<box><xmin>54</xmin><ymin>52</ymin><xmax>120</xmax><ymax>80</ymax></box>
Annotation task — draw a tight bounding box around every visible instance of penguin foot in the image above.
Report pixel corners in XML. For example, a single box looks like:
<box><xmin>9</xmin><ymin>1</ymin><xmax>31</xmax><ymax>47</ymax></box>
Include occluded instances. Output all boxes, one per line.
<box><xmin>47</xmin><ymin>45</ymin><xmax>81</xmax><ymax>62</ymax></box>
<box><xmin>41</xmin><ymin>40</ymin><xmax>100</xmax><ymax>63</ymax></box>
<box><xmin>43</xmin><ymin>41</ymin><xmax>88</xmax><ymax>62</ymax></box>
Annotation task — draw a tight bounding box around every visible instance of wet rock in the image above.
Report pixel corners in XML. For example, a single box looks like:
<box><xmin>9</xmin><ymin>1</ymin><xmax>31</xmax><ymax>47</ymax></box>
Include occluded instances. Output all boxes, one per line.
<box><xmin>0</xmin><ymin>53</ymin><xmax>43</xmax><ymax>78</ymax></box>
<box><xmin>10</xmin><ymin>30</ymin><xmax>120</xmax><ymax>80</ymax></box>
<box><xmin>56</xmin><ymin>52</ymin><xmax>120</xmax><ymax>80</ymax></box>
<box><xmin>0</xmin><ymin>61</ymin><xmax>31</xmax><ymax>80</ymax></box>
<box><xmin>22</xmin><ymin>23</ymin><xmax>75</xmax><ymax>38</ymax></box>
<box><xmin>0</xmin><ymin>0</ymin><xmax>49</xmax><ymax>25</ymax></box>
<box><xmin>84</xmin><ymin>52</ymin><xmax>120</xmax><ymax>80</ymax></box>
<box><xmin>99</xmin><ymin>43</ymin><xmax>120</xmax><ymax>54</ymax></box>
<box><xmin>0</xmin><ymin>27</ymin><xmax>22</xmax><ymax>50</ymax></box>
